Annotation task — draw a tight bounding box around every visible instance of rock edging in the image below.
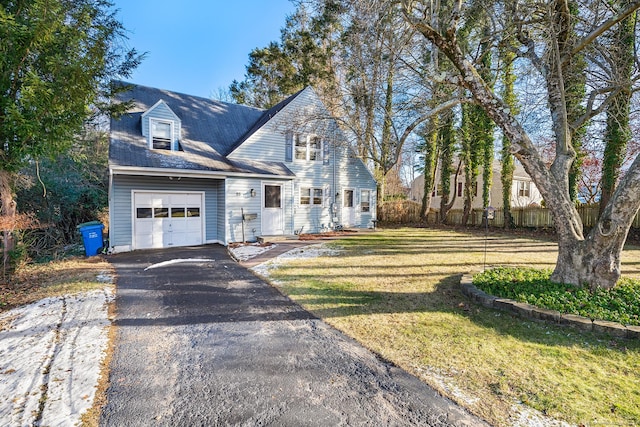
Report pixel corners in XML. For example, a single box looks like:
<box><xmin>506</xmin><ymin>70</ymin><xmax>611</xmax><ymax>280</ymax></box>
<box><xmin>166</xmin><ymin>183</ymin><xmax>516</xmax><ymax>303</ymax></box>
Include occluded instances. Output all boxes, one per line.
<box><xmin>459</xmin><ymin>273</ymin><xmax>640</xmax><ymax>339</ymax></box>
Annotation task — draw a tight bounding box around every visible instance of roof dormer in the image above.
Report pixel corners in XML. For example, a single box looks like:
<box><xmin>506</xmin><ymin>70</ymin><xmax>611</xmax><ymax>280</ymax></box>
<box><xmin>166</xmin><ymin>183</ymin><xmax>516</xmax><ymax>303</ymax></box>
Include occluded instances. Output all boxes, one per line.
<box><xmin>141</xmin><ymin>100</ymin><xmax>181</xmax><ymax>151</ymax></box>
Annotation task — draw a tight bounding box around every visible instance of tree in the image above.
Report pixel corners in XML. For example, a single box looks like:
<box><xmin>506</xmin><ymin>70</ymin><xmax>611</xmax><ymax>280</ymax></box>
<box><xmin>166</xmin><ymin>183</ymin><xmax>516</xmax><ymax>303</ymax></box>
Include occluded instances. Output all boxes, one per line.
<box><xmin>599</xmin><ymin>0</ymin><xmax>636</xmax><ymax>214</ymax></box>
<box><xmin>402</xmin><ymin>0</ymin><xmax>640</xmax><ymax>289</ymax></box>
<box><xmin>460</xmin><ymin>103</ymin><xmax>481</xmax><ymax>225</ymax></box>
<box><xmin>337</xmin><ymin>0</ymin><xmax>437</xmax><ymax>201</ymax></box>
<box><xmin>499</xmin><ymin>36</ymin><xmax>518</xmax><ymax>228</ymax></box>
<box><xmin>0</xmin><ymin>0</ymin><xmax>141</xmax><ymax>272</ymax></box>
<box><xmin>230</xmin><ymin>2</ymin><xmax>340</xmax><ymax>109</ymax></box>
<box><xmin>418</xmin><ymin>118</ymin><xmax>439</xmax><ymax>220</ymax></box>
<box><xmin>16</xmin><ymin>128</ymin><xmax>110</xmax><ymax>259</ymax></box>
<box><xmin>437</xmin><ymin>108</ymin><xmax>458</xmax><ymax>222</ymax></box>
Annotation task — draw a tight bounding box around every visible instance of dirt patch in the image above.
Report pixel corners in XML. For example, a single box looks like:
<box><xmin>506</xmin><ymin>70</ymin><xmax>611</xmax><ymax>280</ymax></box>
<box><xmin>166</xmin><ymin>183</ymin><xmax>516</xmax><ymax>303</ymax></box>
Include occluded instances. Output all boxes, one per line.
<box><xmin>228</xmin><ymin>242</ymin><xmax>274</xmax><ymax>248</ymax></box>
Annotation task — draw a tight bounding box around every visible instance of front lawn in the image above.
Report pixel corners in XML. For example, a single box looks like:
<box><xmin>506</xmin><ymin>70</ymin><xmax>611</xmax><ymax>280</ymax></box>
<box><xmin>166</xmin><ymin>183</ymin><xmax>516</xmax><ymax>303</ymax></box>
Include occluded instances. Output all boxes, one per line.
<box><xmin>265</xmin><ymin>227</ymin><xmax>640</xmax><ymax>426</ymax></box>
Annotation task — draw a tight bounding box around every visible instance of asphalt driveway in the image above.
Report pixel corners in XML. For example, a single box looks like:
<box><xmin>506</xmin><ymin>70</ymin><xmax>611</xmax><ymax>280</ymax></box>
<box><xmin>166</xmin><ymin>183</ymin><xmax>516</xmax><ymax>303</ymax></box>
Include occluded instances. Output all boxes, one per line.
<box><xmin>101</xmin><ymin>244</ymin><xmax>487</xmax><ymax>426</ymax></box>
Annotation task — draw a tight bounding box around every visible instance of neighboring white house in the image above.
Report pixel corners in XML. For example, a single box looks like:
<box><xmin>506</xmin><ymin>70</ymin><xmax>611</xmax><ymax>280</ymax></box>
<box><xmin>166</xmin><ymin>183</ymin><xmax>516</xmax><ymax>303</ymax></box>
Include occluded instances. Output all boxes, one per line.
<box><xmin>108</xmin><ymin>82</ymin><xmax>377</xmax><ymax>252</ymax></box>
<box><xmin>409</xmin><ymin>159</ymin><xmax>543</xmax><ymax>210</ymax></box>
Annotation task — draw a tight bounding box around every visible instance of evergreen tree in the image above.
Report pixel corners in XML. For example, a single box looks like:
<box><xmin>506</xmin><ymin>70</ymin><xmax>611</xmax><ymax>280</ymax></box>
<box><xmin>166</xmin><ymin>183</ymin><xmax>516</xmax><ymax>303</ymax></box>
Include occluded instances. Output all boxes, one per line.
<box><xmin>0</xmin><ymin>0</ymin><xmax>141</xmax><ymax>273</ymax></box>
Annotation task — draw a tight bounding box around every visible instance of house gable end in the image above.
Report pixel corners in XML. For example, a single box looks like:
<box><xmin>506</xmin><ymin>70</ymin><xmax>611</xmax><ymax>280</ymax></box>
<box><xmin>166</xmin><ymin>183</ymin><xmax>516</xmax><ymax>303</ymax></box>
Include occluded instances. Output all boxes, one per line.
<box><xmin>227</xmin><ymin>87</ymin><xmax>317</xmax><ymax>162</ymax></box>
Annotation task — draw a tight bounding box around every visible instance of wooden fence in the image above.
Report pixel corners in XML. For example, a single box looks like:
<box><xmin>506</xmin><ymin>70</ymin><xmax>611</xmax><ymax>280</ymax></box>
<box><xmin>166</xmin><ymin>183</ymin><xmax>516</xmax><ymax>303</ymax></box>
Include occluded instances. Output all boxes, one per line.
<box><xmin>378</xmin><ymin>200</ymin><xmax>640</xmax><ymax>229</ymax></box>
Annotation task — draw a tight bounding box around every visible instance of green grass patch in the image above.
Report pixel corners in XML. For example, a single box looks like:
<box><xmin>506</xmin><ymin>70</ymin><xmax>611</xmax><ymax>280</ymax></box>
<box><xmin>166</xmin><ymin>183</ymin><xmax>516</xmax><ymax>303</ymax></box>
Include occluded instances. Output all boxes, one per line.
<box><xmin>473</xmin><ymin>267</ymin><xmax>640</xmax><ymax>326</ymax></box>
<box><xmin>265</xmin><ymin>227</ymin><xmax>640</xmax><ymax>426</ymax></box>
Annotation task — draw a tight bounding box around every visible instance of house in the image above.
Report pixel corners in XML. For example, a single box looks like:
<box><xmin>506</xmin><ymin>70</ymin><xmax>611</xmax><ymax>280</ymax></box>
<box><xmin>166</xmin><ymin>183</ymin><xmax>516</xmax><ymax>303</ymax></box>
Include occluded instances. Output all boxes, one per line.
<box><xmin>108</xmin><ymin>82</ymin><xmax>377</xmax><ymax>252</ymax></box>
<box><xmin>409</xmin><ymin>159</ymin><xmax>542</xmax><ymax>210</ymax></box>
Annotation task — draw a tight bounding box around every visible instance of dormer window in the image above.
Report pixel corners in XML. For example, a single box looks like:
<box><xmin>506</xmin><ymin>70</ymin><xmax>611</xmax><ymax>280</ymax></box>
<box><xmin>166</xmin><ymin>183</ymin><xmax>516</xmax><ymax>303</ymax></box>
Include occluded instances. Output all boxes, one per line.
<box><xmin>151</xmin><ymin>119</ymin><xmax>173</xmax><ymax>150</ymax></box>
<box><xmin>142</xmin><ymin>100</ymin><xmax>180</xmax><ymax>151</ymax></box>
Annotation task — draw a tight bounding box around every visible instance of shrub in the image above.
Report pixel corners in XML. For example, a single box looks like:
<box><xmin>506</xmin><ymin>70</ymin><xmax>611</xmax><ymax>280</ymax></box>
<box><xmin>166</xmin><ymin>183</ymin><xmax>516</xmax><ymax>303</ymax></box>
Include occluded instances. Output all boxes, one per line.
<box><xmin>473</xmin><ymin>267</ymin><xmax>640</xmax><ymax>326</ymax></box>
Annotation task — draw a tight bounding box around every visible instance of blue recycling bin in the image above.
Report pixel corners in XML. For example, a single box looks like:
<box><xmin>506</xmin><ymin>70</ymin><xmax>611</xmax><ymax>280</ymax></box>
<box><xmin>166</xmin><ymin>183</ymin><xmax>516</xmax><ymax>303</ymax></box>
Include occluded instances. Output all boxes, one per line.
<box><xmin>79</xmin><ymin>224</ymin><xmax>104</xmax><ymax>256</ymax></box>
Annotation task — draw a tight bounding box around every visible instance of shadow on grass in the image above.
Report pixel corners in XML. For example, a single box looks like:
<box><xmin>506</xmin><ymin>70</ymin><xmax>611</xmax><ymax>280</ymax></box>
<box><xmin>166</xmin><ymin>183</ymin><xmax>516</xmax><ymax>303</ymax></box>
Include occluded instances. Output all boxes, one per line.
<box><xmin>280</xmin><ymin>274</ymin><xmax>640</xmax><ymax>352</ymax></box>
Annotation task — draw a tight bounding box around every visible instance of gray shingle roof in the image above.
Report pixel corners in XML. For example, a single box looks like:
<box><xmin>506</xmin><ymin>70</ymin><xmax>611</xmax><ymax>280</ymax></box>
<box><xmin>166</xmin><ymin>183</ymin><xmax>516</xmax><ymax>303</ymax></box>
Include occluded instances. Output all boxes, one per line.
<box><xmin>227</xmin><ymin>87</ymin><xmax>305</xmax><ymax>154</ymax></box>
<box><xmin>109</xmin><ymin>81</ymin><xmax>297</xmax><ymax>177</ymax></box>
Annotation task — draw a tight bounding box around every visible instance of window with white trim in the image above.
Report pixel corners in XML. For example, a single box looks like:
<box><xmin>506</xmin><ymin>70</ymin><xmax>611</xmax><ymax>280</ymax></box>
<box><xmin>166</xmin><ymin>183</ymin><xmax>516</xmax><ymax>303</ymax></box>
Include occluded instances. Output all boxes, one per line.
<box><xmin>517</xmin><ymin>180</ymin><xmax>531</xmax><ymax>197</ymax></box>
<box><xmin>151</xmin><ymin>119</ymin><xmax>173</xmax><ymax>150</ymax></box>
<box><xmin>457</xmin><ymin>181</ymin><xmax>478</xmax><ymax>197</ymax></box>
<box><xmin>361</xmin><ymin>189</ymin><xmax>371</xmax><ymax>212</ymax></box>
<box><xmin>300</xmin><ymin>187</ymin><xmax>323</xmax><ymax>206</ymax></box>
<box><xmin>294</xmin><ymin>134</ymin><xmax>323</xmax><ymax>162</ymax></box>
<box><xmin>343</xmin><ymin>189</ymin><xmax>354</xmax><ymax>208</ymax></box>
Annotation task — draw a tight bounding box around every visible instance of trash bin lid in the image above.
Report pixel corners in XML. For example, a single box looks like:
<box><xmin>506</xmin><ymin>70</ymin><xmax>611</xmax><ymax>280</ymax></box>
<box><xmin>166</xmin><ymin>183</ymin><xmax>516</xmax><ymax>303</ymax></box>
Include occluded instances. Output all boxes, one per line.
<box><xmin>76</xmin><ymin>221</ymin><xmax>103</xmax><ymax>230</ymax></box>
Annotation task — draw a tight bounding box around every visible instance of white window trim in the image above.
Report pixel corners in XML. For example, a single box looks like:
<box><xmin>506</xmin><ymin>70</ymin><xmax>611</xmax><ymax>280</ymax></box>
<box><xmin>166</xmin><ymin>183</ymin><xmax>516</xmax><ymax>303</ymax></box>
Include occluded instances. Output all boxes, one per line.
<box><xmin>517</xmin><ymin>180</ymin><xmax>531</xmax><ymax>197</ymax></box>
<box><xmin>294</xmin><ymin>134</ymin><xmax>323</xmax><ymax>162</ymax></box>
<box><xmin>149</xmin><ymin>118</ymin><xmax>175</xmax><ymax>151</ymax></box>
<box><xmin>361</xmin><ymin>189</ymin><xmax>371</xmax><ymax>213</ymax></box>
<box><xmin>300</xmin><ymin>187</ymin><xmax>324</xmax><ymax>206</ymax></box>
<box><xmin>343</xmin><ymin>188</ymin><xmax>355</xmax><ymax>208</ymax></box>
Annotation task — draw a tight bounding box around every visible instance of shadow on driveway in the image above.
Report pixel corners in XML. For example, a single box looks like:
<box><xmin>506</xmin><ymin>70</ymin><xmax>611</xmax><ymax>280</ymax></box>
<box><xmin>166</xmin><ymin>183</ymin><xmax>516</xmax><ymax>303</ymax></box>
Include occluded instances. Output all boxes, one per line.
<box><xmin>101</xmin><ymin>244</ymin><xmax>487</xmax><ymax>426</ymax></box>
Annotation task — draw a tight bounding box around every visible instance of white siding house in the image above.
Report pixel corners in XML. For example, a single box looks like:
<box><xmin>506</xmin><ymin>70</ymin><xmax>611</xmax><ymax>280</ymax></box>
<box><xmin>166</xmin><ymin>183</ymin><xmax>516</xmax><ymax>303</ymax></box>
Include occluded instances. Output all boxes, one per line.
<box><xmin>409</xmin><ymin>160</ymin><xmax>543</xmax><ymax>210</ymax></box>
<box><xmin>108</xmin><ymin>82</ymin><xmax>377</xmax><ymax>252</ymax></box>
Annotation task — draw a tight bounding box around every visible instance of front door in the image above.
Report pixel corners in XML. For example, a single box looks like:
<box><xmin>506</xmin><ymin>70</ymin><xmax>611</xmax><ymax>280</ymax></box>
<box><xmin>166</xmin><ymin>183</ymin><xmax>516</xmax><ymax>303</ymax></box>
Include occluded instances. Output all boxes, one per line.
<box><xmin>342</xmin><ymin>189</ymin><xmax>356</xmax><ymax>227</ymax></box>
<box><xmin>262</xmin><ymin>183</ymin><xmax>284</xmax><ymax>235</ymax></box>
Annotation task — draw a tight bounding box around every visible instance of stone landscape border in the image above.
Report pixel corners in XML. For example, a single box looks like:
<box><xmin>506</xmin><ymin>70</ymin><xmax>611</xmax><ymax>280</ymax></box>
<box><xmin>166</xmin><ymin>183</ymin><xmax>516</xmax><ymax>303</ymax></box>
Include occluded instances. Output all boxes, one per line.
<box><xmin>459</xmin><ymin>273</ymin><xmax>640</xmax><ymax>339</ymax></box>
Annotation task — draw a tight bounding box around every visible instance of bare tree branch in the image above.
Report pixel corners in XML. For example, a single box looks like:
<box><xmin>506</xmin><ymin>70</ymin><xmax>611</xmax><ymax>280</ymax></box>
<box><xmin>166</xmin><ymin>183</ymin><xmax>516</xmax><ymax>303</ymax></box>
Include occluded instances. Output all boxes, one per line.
<box><xmin>569</xmin><ymin>0</ymin><xmax>640</xmax><ymax>59</ymax></box>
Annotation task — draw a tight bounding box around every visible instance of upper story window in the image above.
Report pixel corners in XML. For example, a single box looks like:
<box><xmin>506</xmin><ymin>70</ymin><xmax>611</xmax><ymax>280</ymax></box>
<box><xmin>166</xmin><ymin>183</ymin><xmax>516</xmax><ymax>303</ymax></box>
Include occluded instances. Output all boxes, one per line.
<box><xmin>151</xmin><ymin>119</ymin><xmax>173</xmax><ymax>150</ymax></box>
<box><xmin>295</xmin><ymin>134</ymin><xmax>322</xmax><ymax>162</ymax></box>
<box><xmin>517</xmin><ymin>180</ymin><xmax>531</xmax><ymax>197</ymax></box>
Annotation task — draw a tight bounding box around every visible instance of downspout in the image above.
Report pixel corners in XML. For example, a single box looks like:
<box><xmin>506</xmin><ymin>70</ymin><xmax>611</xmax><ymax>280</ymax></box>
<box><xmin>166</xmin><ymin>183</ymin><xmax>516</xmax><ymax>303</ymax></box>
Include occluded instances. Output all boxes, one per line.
<box><xmin>333</xmin><ymin>138</ymin><xmax>337</xmax><ymax>226</ymax></box>
<box><xmin>108</xmin><ymin>169</ymin><xmax>113</xmax><ymax>252</ymax></box>
<box><xmin>291</xmin><ymin>180</ymin><xmax>295</xmax><ymax>235</ymax></box>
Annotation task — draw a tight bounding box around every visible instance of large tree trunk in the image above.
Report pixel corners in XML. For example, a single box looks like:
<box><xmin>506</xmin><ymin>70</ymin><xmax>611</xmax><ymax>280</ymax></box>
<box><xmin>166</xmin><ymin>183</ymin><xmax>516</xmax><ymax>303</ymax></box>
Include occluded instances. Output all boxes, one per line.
<box><xmin>420</xmin><ymin>118</ymin><xmax>439</xmax><ymax>222</ymax></box>
<box><xmin>553</xmin><ymin>154</ymin><xmax>640</xmax><ymax>289</ymax></box>
<box><xmin>599</xmin><ymin>0</ymin><xmax>634</xmax><ymax>215</ymax></box>
<box><xmin>404</xmin><ymin>9</ymin><xmax>636</xmax><ymax>289</ymax></box>
<box><xmin>461</xmin><ymin>174</ymin><xmax>473</xmax><ymax>226</ymax></box>
<box><xmin>0</xmin><ymin>171</ymin><xmax>17</xmax><ymax>277</ymax></box>
<box><xmin>440</xmin><ymin>160</ymin><xmax>462</xmax><ymax>223</ymax></box>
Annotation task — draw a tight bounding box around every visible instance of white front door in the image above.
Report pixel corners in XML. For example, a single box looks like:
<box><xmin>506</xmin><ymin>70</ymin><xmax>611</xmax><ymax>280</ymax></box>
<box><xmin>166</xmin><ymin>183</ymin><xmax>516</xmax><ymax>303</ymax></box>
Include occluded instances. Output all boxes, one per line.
<box><xmin>262</xmin><ymin>184</ymin><xmax>284</xmax><ymax>235</ymax></box>
<box><xmin>133</xmin><ymin>192</ymin><xmax>203</xmax><ymax>249</ymax></box>
<box><xmin>342</xmin><ymin>189</ymin><xmax>356</xmax><ymax>227</ymax></box>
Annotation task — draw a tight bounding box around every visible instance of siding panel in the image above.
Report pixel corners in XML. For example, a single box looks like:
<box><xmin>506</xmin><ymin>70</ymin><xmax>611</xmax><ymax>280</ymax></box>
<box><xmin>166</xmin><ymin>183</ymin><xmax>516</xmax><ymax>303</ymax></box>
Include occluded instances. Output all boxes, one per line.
<box><xmin>142</xmin><ymin>101</ymin><xmax>182</xmax><ymax>151</ymax></box>
<box><xmin>111</xmin><ymin>175</ymin><xmax>222</xmax><ymax>249</ymax></box>
<box><xmin>224</xmin><ymin>177</ymin><xmax>295</xmax><ymax>242</ymax></box>
<box><xmin>228</xmin><ymin>88</ymin><xmax>377</xmax><ymax>232</ymax></box>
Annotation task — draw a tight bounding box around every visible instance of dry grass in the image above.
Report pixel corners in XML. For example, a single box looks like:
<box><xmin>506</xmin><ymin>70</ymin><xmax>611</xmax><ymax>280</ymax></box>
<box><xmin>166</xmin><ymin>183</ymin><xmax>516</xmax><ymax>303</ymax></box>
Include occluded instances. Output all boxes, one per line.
<box><xmin>80</xmin><ymin>297</ymin><xmax>117</xmax><ymax>427</ymax></box>
<box><xmin>0</xmin><ymin>256</ymin><xmax>113</xmax><ymax>311</ymax></box>
<box><xmin>268</xmin><ymin>227</ymin><xmax>640</xmax><ymax>426</ymax></box>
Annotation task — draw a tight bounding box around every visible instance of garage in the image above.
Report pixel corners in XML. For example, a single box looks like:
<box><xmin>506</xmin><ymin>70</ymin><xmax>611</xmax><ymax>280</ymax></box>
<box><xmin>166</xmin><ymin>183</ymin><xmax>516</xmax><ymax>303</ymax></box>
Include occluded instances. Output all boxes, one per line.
<box><xmin>133</xmin><ymin>192</ymin><xmax>204</xmax><ymax>249</ymax></box>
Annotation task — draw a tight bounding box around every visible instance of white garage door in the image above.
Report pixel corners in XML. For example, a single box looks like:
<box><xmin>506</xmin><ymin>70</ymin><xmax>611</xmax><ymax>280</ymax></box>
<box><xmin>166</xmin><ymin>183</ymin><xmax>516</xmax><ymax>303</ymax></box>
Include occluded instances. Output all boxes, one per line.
<box><xmin>134</xmin><ymin>192</ymin><xmax>203</xmax><ymax>249</ymax></box>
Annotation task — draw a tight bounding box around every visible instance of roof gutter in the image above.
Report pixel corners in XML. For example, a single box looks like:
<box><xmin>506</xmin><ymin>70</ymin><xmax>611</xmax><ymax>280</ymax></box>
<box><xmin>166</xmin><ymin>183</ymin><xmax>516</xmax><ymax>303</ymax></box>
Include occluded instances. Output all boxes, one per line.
<box><xmin>109</xmin><ymin>165</ymin><xmax>296</xmax><ymax>180</ymax></box>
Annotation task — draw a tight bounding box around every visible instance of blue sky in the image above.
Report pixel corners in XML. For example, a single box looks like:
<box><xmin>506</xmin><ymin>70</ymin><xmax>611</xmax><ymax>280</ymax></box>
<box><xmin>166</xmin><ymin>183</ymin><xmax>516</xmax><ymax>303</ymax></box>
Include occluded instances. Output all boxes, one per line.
<box><xmin>111</xmin><ymin>0</ymin><xmax>295</xmax><ymax>98</ymax></box>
